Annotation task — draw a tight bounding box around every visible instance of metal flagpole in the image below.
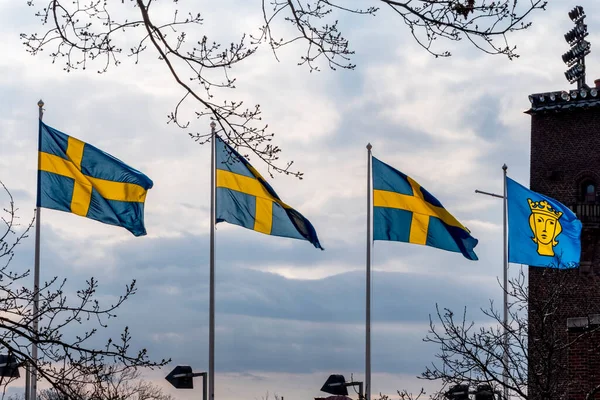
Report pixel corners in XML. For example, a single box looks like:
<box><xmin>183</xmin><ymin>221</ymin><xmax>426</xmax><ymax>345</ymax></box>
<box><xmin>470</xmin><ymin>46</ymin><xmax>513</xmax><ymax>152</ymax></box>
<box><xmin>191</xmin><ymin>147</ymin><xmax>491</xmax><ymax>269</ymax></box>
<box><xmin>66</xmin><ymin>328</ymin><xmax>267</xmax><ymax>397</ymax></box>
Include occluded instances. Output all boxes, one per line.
<box><xmin>502</xmin><ymin>164</ymin><xmax>508</xmax><ymax>400</ymax></box>
<box><xmin>30</xmin><ymin>100</ymin><xmax>44</xmax><ymax>400</ymax></box>
<box><xmin>365</xmin><ymin>143</ymin><xmax>373</xmax><ymax>400</ymax></box>
<box><xmin>209</xmin><ymin>121</ymin><xmax>216</xmax><ymax>400</ymax></box>
<box><xmin>473</xmin><ymin>163</ymin><xmax>509</xmax><ymax>400</ymax></box>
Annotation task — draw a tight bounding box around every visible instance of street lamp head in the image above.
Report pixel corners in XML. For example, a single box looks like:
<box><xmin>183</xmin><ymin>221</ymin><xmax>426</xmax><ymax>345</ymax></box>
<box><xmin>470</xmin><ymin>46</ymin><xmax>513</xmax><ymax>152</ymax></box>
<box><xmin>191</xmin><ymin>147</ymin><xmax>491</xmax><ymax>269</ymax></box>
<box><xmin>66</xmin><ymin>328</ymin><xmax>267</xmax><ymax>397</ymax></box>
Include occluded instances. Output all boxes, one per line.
<box><xmin>320</xmin><ymin>375</ymin><xmax>349</xmax><ymax>396</ymax></box>
<box><xmin>474</xmin><ymin>384</ymin><xmax>495</xmax><ymax>400</ymax></box>
<box><xmin>0</xmin><ymin>355</ymin><xmax>20</xmax><ymax>378</ymax></box>
<box><xmin>446</xmin><ymin>384</ymin><xmax>470</xmax><ymax>400</ymax></box>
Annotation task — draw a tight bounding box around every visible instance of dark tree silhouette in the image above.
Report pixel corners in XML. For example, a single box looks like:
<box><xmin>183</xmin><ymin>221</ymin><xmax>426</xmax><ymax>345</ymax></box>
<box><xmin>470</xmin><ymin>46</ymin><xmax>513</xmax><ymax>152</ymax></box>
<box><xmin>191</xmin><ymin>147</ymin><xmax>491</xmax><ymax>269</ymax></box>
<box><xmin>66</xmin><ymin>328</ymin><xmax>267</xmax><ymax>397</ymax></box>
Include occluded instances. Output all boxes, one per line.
<box><xmin>0</xmin><ymin>180</ymin><xmax>168</xmax><ymax>398</ymax></box>
<box><xmin>420</xmin><ymin>267</ymin><xmax>600</xmax><ymax>400</ymax></box>
<box><xmin>35</xmin><ymin>366</ymin><xmax>175</xmax><ymax>400</ymax></box>
<box><xmin>20</xmin><ymin>0</ymin><xmax>546</xmax><ymax>177</ymax></box>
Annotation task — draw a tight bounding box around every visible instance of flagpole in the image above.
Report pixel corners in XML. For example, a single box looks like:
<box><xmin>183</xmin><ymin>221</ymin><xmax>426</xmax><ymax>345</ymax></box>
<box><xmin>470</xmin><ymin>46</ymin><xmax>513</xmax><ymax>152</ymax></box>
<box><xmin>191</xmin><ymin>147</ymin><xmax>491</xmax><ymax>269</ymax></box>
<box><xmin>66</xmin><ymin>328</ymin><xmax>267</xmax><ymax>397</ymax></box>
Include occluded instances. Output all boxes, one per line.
<box><xmin>502</xmin><ymin>164</ymin><xmax>508</xmax><ymax>400</ymax></box>
<box><xmin>365</xmin><ymin>143</ymin><xmax>372</xmax><ymax>400</ymax></box>
<box><xmin>209</xmin><ymin>121</ymin><xmax>216</xmax><ymax>400</ymax></box>
<box><xmin>30</xmin><ymin>100</ymin><xmax>44</xmax><ymax>400</ymax></box>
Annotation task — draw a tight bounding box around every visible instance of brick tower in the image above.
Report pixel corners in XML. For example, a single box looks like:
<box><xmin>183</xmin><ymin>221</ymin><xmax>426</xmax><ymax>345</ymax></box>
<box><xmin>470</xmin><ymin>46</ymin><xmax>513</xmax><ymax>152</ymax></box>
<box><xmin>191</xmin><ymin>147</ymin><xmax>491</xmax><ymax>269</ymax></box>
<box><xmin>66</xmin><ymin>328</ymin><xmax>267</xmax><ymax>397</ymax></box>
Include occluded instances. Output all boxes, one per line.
<box><xmin>525</xmin><ymin>7</ymin><xmax>600</xmax><ymax>400</ymax></box>
<box><xmin>527</xmin><ymin>81</ymin><xmax>600</xmax><ymax>400</ymax></box>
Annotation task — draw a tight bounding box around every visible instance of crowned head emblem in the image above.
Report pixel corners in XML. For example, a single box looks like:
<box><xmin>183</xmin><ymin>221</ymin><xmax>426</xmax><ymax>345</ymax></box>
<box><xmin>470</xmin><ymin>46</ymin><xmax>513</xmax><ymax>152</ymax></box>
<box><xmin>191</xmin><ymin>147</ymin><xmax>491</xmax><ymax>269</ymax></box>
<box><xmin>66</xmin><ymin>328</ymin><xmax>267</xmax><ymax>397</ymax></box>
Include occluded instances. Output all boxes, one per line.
<box><xmin>527</xmin><ymin>199</ymin><xmax>563</xmax><ymax>257</ymax></box>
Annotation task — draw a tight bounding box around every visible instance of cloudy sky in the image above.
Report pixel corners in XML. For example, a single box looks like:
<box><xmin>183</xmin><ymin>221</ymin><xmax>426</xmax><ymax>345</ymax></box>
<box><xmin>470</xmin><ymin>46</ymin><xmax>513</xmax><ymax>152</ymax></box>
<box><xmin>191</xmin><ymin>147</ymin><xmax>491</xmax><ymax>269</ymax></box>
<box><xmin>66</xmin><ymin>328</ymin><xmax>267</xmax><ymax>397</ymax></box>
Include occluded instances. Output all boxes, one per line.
<box><xmin>0</xmin><ymin>1</ymin><xmax>595</xmax><ymax>399</ymax></box>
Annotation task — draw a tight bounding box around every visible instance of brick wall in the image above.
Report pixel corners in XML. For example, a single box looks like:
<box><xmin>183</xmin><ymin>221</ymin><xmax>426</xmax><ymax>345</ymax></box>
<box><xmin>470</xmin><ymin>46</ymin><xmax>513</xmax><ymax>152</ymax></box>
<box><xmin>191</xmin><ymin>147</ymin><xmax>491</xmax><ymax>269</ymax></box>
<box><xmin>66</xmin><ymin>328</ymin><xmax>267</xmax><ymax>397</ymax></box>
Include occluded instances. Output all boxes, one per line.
<box><xmin>530</xmin><ymin>108</ymin><xmax>600</xmax><ymax>204</ymax></box>
<box><xmin>529</xmin><ymin>105</ymin><xmax>600</xmax><ymax>400</ymax></box>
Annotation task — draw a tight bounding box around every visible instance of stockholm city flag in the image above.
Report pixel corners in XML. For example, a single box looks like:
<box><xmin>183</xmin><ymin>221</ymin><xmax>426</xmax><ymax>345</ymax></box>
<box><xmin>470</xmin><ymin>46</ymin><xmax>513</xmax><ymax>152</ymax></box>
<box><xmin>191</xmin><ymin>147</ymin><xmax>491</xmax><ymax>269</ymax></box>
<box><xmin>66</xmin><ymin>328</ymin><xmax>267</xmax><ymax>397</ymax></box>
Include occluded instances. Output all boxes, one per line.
<box><xmin>215</xmin><ymin>136</ymin><xmax>323</xmax><ymax>249</ymax></box>
<box><xmin>507</xmin><ymin>177</ymin><xmax>581</xmax><ymax>268</ymax></box>
<box><xmin>372</xmin><ymin>157</ymin><xmax>478</xmax><ymax>260</ymax></box>
<box><xmin>37</xmin><ymin>121</ymin><xmax>153</xmax><ymax>236</ymax></box>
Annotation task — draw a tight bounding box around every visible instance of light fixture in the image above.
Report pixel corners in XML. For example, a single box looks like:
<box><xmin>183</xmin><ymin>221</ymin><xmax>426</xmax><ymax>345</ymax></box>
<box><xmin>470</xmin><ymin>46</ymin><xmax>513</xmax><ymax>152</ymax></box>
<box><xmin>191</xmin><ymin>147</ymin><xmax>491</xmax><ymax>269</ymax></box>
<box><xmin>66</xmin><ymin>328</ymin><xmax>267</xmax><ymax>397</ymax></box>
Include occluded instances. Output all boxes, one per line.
<box><xmin>446</xmin><ymin>384</ymin><xmax>470</xmax><ymax>400</ymax></box>
<box><xmin>550</xmin><ymin>93</ymin><xmax>557</xmax><ymax>101</ymax></box>
<box><xmin>591</xmin><ymin>88</ymin><xmax>598</xmax><ymax>97</ymax></box>
<box><xmin>0</xmin><ymin>354</ymin><xmax>19</xmax><ymax>378</ymax></box>
<box><xmin>569</xmin><ymin>6</ymin><xmax>585</xmax><ymax>23</ymax></box>
<box><xmin>565</xmin><ymin>23</ymin><xmax>588</xmax><ymax>45</ymax></box>
<box><xmin>571</xmin><ymin>90</ymin><xmax>579</xmax><ymax>99</ymax></box>
<box><xmin>580</xmin><ymin>89</ymin><xmax>587</xmax><ymax>98</ymax></box>
<box><xmin>539</xmin><ymin>95</ymin><xmax>545</xmax><ymax>102</ymax></box>
<box><xmin>565</xmin><ymin>63</ymin><xmax>585</xmax><ymax>84</ymax></box>
<box><xmin>320</xmin><ymin>375</ymin><xmax>363</xmax><ymax>399</ymax></box>
<box><xmin>563</xmin><ymin>6</ymin><xmax>590</xmax><ymax>88</ymax></box>
<box><xmin>561</xmin><ymin>91</ymin><xmax>570</xmax><ymax>101</ymax></box>
<box><xmin>562</xmin><ymin>41</ymin><xmax>591</xmax><ymax>66</ymax></box>
<box><xmin>528</xmin><ymin>95</ymin><xmax>534</xmax><ymax>104</ymax></box>
<box><xmin>474</xmin><ymin>384</ymin><xmax>495</xmax><ymax>400</ymax></box>
<box><xmin>165</xmin><ymin>366</ymin><xmax>207</xmax><ymax>400</ymax></box>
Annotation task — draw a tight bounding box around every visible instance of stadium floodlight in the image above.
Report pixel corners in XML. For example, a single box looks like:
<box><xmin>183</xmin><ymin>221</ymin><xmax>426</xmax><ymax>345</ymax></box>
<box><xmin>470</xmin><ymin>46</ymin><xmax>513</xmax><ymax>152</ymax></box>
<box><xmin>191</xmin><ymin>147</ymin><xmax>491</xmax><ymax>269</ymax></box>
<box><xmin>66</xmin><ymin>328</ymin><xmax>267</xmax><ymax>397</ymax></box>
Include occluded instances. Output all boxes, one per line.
<box><xmin>563</xmin><ymin>6</ymin><xmax>590</xmax><ymax>88</ymax></box>
<box><xmin>569</xmin><ymin>6</ymin><xmax>585</xmax><ymax>23</ymax></box>
<box><xmin>565</xmin><ymin>63</ymin><xmax>585</xmax><ymax>84</ymax></box>
<box><xmin>562</xmin><ymin>41</ymin><xmax>591</xmax><ymax>66</ymax></box>
<box><xmin>565</xmin><ymin>23</ymin><xmax>588</xmax><ymax>45</ymax></box>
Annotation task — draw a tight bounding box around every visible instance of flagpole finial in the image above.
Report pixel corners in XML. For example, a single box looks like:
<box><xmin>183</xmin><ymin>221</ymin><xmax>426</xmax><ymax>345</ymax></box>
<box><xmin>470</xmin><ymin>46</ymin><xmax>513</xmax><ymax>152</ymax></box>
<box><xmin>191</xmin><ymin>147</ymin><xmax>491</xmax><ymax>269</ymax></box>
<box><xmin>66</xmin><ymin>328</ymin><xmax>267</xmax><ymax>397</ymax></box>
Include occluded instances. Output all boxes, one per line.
<box><xmin>38</xmin><ymin>99</ymin><xmax>45</xmax><ymax>120</ymax></box>
<box><xmin>367</xmin><ymin>143</ymin><xmax>372</xmax><ymax>150</ymax></box>
<box><xmin>502</xmin><ymin>164</ymin><xmax>508</xmax><ymax>171</ymax></box>
<box><xmin>210</xmin><ymin>121</ymin><xmax>216</xmax><ymax>130</ymax></box>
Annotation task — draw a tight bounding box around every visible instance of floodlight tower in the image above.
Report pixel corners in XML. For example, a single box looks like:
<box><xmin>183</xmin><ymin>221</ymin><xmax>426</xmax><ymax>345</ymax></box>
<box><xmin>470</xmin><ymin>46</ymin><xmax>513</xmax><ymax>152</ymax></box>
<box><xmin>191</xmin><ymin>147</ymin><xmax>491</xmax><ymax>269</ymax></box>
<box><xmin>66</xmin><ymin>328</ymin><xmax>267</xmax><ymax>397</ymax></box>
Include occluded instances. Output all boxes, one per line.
<box><xmin>563</xmin><ymin>6</ymin><xmax>590</xmax><ymax>89</ymax></box>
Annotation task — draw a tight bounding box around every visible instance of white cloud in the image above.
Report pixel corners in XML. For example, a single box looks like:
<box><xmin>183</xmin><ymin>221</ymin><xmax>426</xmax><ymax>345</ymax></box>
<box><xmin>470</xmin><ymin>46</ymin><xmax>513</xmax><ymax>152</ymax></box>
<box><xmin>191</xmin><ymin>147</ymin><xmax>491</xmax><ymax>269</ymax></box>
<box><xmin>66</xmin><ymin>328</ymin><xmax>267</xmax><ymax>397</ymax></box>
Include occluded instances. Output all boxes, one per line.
<box><xmin>0</xmin><ymin>1</ymin><xmax>588</xmax><ymax>399</ymax></box>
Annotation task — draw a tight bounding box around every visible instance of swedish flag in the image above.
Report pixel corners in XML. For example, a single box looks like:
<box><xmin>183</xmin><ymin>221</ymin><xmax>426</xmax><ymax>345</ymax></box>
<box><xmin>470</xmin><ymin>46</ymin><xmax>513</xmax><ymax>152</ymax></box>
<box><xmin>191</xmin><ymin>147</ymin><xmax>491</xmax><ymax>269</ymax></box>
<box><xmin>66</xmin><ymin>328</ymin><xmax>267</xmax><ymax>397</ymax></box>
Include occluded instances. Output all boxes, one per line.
<box><xmin>37</xmin><ymin>121</ymin><xmax>153</xmax><ymax>236</ymax></box>
<box><xmin>216</xmin><ymin>136</ymin><xmax>322</xmax><ymax>249</ymax></box>
<box><xmin>372</xmin><ymin>157</ymin><xmax>478</xmax><ymax>260</ymax></box>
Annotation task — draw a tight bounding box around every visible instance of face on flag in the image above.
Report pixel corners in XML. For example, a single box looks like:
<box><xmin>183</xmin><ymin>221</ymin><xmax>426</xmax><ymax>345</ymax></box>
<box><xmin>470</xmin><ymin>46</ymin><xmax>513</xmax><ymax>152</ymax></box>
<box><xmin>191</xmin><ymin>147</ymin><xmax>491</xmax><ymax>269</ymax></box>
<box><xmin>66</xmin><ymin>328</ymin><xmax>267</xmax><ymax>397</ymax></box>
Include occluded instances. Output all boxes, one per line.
<box><xmin>507</xmin><ymin>177</ymin><xmax>582</xmax><ymax>268</ymax></box>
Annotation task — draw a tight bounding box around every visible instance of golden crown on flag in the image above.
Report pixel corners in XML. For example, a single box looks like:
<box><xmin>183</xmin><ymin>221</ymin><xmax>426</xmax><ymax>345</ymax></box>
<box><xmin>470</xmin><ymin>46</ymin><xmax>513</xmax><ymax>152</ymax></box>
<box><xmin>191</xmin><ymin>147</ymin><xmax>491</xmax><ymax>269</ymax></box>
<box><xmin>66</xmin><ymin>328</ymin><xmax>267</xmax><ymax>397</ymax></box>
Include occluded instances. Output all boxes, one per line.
<box><xmin>527</xmin><ymin>199</ymin><xmax>563</xmax><ymax>219</ymax></box>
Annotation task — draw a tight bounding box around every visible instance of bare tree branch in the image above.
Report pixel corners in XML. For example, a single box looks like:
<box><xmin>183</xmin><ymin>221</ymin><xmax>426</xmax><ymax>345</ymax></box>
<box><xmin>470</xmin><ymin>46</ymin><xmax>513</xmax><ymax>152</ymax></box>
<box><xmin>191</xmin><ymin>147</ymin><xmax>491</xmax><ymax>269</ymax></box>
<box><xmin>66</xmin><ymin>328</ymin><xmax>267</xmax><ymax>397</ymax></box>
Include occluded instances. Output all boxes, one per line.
<box><xmin>0</xmin><ymin>181</ymin><xmax>168</xmax><ymax>398</ymax></box>
<box><xmin>21</xmin><ymin>0</ymin><xmax>546</xmax><ymax>177</ymax></box>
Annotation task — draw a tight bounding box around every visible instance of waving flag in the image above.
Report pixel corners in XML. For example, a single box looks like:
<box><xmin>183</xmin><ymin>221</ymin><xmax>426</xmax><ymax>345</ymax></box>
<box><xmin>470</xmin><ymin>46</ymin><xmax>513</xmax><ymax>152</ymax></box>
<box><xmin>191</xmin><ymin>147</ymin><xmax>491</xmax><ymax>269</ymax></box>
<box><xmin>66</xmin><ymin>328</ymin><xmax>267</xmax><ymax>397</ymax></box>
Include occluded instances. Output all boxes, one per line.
<box><xmin>37</xmin><ymin>121</ymin><xmax>153</xmax><ymax>236</ymax></box>
<box><xmin>372</xmin><ymin>156</ymin><xmax>477</xmax><ymax>260</ymax></box>
<box><xmin>507</xmin><ymin>176</ymin><xmax>581</xmax><ymax>268</ymax></box>
<box><xmin>215</xmin><ymin>136</ymin><xmax>322</xmax><ymax>249</ymax></box>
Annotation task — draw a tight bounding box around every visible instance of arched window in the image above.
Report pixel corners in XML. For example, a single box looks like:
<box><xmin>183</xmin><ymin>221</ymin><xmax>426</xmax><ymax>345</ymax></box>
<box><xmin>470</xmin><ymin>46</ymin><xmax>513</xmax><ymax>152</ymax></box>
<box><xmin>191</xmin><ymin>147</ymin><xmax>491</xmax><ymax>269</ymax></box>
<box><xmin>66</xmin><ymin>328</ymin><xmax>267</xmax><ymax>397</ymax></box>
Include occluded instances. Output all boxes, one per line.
<box><xmin>583</xmin><ymin>181</ymin><xmax>597</xmax><ymax>203</ymax></box>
